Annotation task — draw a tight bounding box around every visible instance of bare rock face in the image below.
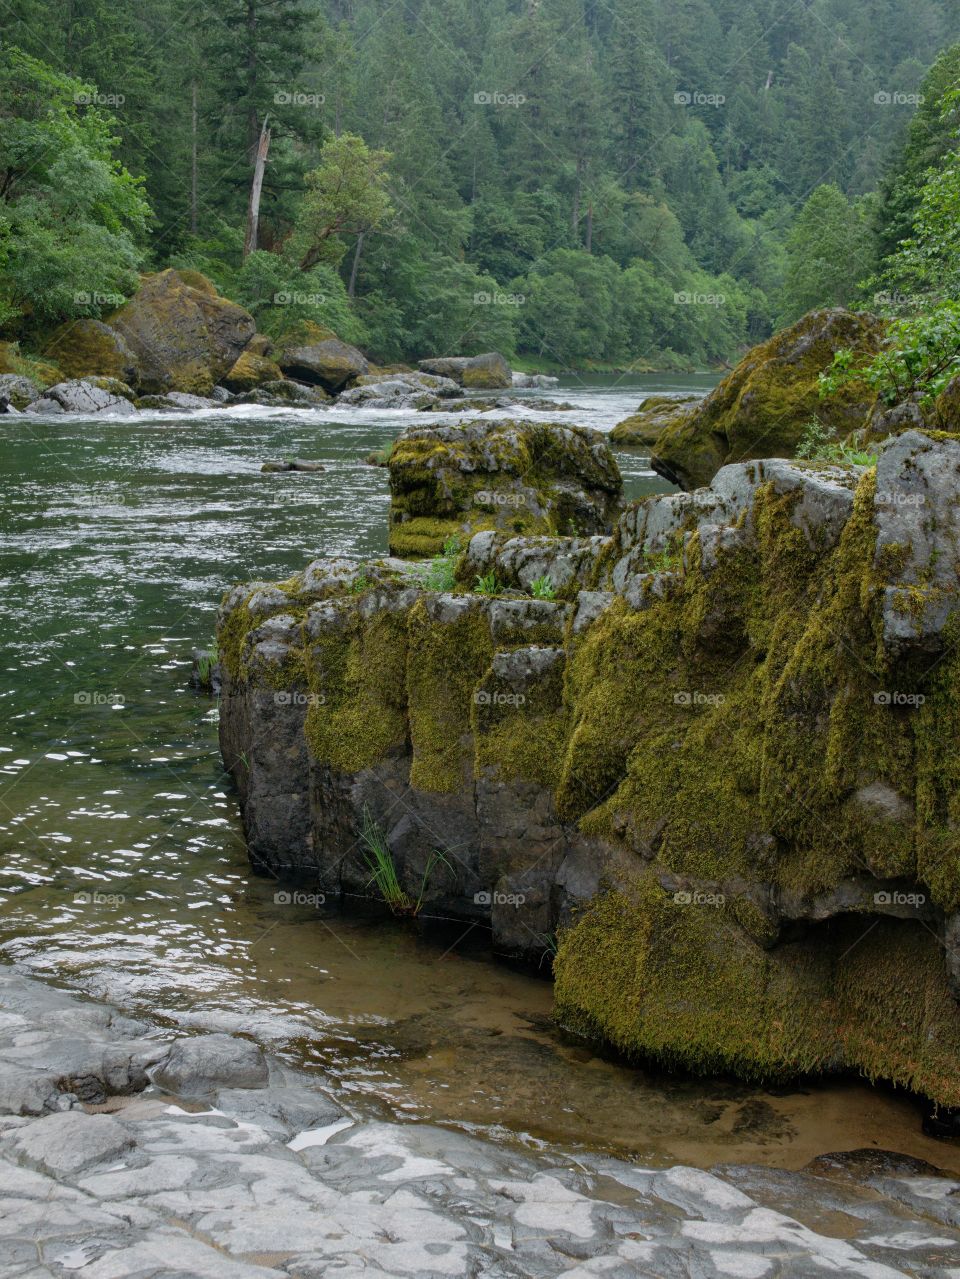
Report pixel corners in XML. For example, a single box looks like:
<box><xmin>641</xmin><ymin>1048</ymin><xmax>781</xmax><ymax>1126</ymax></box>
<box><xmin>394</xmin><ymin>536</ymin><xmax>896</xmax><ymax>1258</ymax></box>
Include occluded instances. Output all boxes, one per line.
<box><xmin>30</xmin><ymin>379</ymin><xmax>138</xmax><ymax>415</ymax></box>
<box><xmin>651</xmin><ymin>308</ymin><xmax>883</xmax><ymax>490</ymax></box>
<box><xmin>418</xmin><ymin>351</ymin><xmax>512</xmax><ymax>389</ymax></box>
<box><xmin>218</xmin><ymin>427</ymin><xmax>960</xmax><ymax>1107</ymax></box>
<box><xmin>387</xmin><ymin>418</ymin><xmax>624</xmax><ymax>557</ymax></box>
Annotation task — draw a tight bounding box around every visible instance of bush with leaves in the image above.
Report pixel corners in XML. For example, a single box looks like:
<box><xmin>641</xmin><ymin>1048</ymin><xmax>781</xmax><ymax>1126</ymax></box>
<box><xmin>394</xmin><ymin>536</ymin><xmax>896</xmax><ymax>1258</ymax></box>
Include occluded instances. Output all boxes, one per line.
<box><xmin>0</xmin><ymin>47</ymin><xmax>149</xmax><ymax>336</ymax></box>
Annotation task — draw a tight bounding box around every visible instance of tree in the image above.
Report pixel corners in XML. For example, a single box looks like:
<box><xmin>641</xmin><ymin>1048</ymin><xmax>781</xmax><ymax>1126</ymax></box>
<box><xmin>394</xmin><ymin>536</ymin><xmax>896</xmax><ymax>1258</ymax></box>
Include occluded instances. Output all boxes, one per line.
<box><xmin>780</xmin><ymin>185</ymin><xmax>873</xmax><ymax>323</ymax></box>
<box><xmin>292</xmin><ymin>134</ymin><xmax>393</xmax><ymax>271</ymax></box>
<box><xmin>0</xmin><ymin>47</ymin><xmax>149</xmax><ymax>334</ymax></box>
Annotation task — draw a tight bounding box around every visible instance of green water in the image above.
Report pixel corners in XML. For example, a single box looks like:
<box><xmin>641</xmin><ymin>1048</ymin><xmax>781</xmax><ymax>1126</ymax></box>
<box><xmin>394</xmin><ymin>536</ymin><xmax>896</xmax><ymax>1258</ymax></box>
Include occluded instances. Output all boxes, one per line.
<box><xmin>1</xmin><ymin>394</ymin><xmax>956</xmax><ymax>1173</ymax></box>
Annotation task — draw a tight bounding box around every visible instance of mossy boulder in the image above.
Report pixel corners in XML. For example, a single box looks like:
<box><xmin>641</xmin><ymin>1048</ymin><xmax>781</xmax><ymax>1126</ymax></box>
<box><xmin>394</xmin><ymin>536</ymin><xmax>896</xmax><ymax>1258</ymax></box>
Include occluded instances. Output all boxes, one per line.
<box><xmin>274</xmin><ymin>322</ymin><xmax>368</xmax><ymax>392</ymax></box>
<box><xmin>651</xmin><ymin>309</ymin><xmax>883</xmax><ymax>490</ymax></box>
<box><xmin>0</xmin><ymin>341</ymin><xmax>61</xmax><ymax>389</ymax></box>
<box><xmin>610</xmin><ymin>394</ymin><xmax>701</xmax><ymax>447</ymax></box>
<box><xmin>387</xmin><ymin>419</ymin><xmax>624</xmax><ymax>558</ymax></box>
<box><xmin>43</xmin><ymin>319</ymin><xmax>139</xmax><ymax>386</ymax></box>
<box><xmin>418</xmin><ymin>352</ymin><xmax>512</xmax><ymax>389</ymax></box>
<box><xmin>106</xmin><ymin>269</ymin><xmax>256</xmax><ymax>395</ymax></box>
<box><xmin>222</xmin><ymin>348</ymin><xmax>284</xmax><ymax>393</ymax></box>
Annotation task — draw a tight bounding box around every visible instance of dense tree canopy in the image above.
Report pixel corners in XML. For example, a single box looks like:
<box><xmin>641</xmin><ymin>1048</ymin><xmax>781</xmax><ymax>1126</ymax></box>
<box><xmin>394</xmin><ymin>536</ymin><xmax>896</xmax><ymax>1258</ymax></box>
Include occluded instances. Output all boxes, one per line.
<box><xmin>2</xmin><ymin>0</ymin><xmax>959</xmax><ymax>364</ymax></box>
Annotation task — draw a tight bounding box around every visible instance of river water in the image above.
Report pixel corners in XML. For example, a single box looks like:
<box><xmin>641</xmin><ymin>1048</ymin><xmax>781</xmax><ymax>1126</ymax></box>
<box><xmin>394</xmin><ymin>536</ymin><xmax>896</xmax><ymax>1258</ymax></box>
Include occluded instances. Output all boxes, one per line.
<box><xmin>2</xmin><ymin>376</ymin><xmax>958</xmax><ymax>1175</ymax></box>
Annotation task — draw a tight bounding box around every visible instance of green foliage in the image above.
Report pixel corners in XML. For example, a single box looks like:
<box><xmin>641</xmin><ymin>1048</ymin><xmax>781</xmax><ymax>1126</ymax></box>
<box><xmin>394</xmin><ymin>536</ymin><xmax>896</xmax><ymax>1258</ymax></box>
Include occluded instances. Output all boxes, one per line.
<box><xmin>360</xmin><ymin>806</ymin><xmax>452</xmax><ymax>916</ymax></box>
<box><xmin>0</xmin><ymin>46</ymin><xmax>149</xmax><ymax>335</ymax></box>
<box><xmin>474</xmin><ymin>572</ymin><xmax>501</xmax><ymax>596</ymax></box>
<box><xmin>780</xmin><ymin>185</ymin><xmax>874</xmax><ymax>324</ymax></box>
<box><xmin>292</xmin><ymin>134</ymin><xmax>392</xmax><ymax>271</ymax></box>
<box><xmin>820</xmin><ymin>305</ymin><xmax>960</xmax><ymax>410</ymax></box>
<box><xmin>423</xmin><ymin>537</ymin><xmax>462</xmax><ymax>592</ymax></box>
<box><xmin>530</xmin><ymin>575</ymin><xmax>557</xmax><ymax>600</ymax></box>
<box><xmin>796</xmin><ymin>416</ymin><xmax>877</xmax><ymax>466</ymax></box>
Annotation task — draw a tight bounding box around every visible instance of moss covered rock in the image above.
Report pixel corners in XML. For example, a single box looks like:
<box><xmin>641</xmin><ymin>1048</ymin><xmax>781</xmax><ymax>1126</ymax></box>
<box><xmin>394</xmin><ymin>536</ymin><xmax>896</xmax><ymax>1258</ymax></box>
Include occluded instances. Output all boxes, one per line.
<box><xmin>418</xmin><ymin>352</ymin><xmax>512</xmax><ymax>389</ymax></box>
<box><xmin>217</xmin><ymin>428</ymin><xmax>960</xmax><ymax>1106</ymax></box>
<box><xmin>651</xmin><ymin>310</ymin><xmax>883</xmax><ymax>490</ymax></box>
<box><xmin>387</xmin><ymin>419</ymin><xmax>624</xmax><ymax>558</ymax></box>
<box><xmin>107</xmin><ymin>269</ymin><xmax>256</xmax><ymax>395</ymax></box>
<box><xmin>610</xmin><ymin>394</ymin><xmax>701</xmax><ymax>447</ymax></box>
<box><xmin>274</xmin><ymin>322</ymin><xmax>369</xmax><ymax>392</ymax></box>
<box><xmin>222</xmin><ymin>348</ymin><xmax>284</xmax><ymax>393</ymax></box>
<box><xmin>43</xmin><ymin>319</ymin><xmax>139</xmax><ymax>386</ymax></box>
<box><xmin>0</xmin><ymin>341</ymin><xmax>61</xmax><ymax>389</ymax></box>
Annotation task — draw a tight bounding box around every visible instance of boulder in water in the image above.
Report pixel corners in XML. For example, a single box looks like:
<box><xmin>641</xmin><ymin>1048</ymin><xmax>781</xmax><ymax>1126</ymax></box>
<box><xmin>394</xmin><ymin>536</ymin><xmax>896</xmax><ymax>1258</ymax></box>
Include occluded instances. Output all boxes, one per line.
<box><xmin>30</xmin><ymin>379</ymin><xmax>138</xmax><ymax>415</ymax></box>
<box><xmin>418</xmin><ymin>352</ymin><xmax>512</xmax><ymax>389</ymax></box>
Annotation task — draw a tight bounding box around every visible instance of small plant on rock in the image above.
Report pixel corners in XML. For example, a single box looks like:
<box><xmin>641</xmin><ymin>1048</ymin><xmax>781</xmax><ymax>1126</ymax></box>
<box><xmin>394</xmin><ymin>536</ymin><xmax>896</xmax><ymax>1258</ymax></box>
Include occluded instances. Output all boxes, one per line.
<box><xmin>796</xmin><ymin>415</ymin><xmax>877</xmax><ymax>466</ymax></box>
<box><xmin>530</xmin><ymin>574</ymin><xmax>557</xmax><ymax>599</ymax></box>
<box><xmin>474</xmin><ymin>572</ymin><xmax>501</xmax><ymax>595</ymax></box>
<box><xmin>424</xmin><ymin>535</ymin><xmax>461</xmax><ymax>591</ymax></box>
<box><xmin>360</xmin><ymin>806</ymin><xmax>452</xmax><ymax>917</ymax></box>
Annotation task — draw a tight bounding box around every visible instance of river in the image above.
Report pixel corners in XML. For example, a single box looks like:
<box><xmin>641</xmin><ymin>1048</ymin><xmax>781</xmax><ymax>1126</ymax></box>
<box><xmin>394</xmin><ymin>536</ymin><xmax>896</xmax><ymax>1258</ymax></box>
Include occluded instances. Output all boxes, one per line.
<box><xmin>2</xmin><ymin>375</ymin><xmax>958</xmax><ymax>1177</ymax></box>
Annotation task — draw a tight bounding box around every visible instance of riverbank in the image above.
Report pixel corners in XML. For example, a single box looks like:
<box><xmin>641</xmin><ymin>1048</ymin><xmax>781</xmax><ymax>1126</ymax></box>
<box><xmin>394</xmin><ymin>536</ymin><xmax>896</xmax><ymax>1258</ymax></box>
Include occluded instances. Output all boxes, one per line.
<box><xmin>5</xmin><ymin>963</ymin><xmax>960</xmax><ymax>1277</ymax></box>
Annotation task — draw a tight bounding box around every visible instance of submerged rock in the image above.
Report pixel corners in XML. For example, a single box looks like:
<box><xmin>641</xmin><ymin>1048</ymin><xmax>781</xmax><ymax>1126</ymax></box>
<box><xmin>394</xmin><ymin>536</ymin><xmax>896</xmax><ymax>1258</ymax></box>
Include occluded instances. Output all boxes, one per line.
<box><xmin>419</xmin><ymin>351</ymin><xmax>512</xmax><ymax>389</ymax></box>
<box><xmin>219</xmin><ymin>428</ymin><xmax>960</xmax><ymax>1108</ymax></box>
<box><xmin>152</xmin><ymin>1033</ymin><xmax>269</xmax><ymax>1097</ymax></box>
<box><xmin>651</xmin><ymin>308</ymin><xmax>883</xmax><ymax>489</ymax></box>
<box><xmin>387</xmin><ymin>418</ymin><xmax>623</xmax><ymax>557</ymax></box>
<box><xmin>261</xmin><ymin>458</ymin><xmax>326</xmax><ymax>473</ymax></box>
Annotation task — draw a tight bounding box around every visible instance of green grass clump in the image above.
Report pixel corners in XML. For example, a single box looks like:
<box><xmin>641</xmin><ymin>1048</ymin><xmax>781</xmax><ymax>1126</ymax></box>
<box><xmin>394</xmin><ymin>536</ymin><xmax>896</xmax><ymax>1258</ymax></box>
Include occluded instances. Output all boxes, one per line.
<box><xmin>423</xmin><ymin>536</ymin><xmax>461</xmax><ymax>591</ymax></box>
<box><xmin>530</xmin><ymin>574</ymin><xmax>557</xmax><ymax>599</ymax></box>
<box><xmin>360</xmin><ymin>806</ymin><xmax>452</xmax><ymax>916</ymax></box>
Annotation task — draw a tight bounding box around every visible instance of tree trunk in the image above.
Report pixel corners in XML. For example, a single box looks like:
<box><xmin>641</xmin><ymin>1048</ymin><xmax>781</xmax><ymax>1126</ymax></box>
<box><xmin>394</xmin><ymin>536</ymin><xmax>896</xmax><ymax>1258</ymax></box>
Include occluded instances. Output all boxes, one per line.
<box><xmin>243</xmin><ymin>117</ymin><xmax>271</xmax><ymax>258</ymax></box>
<box><xmin>348</xmin><ymin>231</ymin><xmax>364</xmax><ymax>298</ymax></box>
<box><xmin>585</xmin><ymin>203</ymin><xmax>593</xmax><ymax>254</ymax></box>
<box><xmin>190</xmin><ymin>81</ymin><xmax>199</xmax><ymax>236</ymax></box>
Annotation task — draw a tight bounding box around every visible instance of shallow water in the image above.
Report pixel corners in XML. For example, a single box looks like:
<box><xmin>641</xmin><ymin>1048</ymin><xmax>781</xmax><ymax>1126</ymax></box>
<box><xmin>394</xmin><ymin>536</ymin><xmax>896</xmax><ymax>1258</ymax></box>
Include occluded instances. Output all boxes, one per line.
<box><xmin>2</xmin><ymin>380</ymin><xmax>959</xmax><ymax>1175</ymax></box>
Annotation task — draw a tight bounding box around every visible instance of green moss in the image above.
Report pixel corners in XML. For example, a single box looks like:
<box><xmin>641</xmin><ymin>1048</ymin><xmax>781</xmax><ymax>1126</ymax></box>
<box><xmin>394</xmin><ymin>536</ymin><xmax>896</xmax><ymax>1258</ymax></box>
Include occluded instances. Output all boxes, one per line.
<box><xmin>407</xmin><ymin>599</ymin><xmax>494</xmax><ymax>793</ymax></box>
<box><xmin>652</xmin><ymin>310</ymin><xmax>883</xmax><ymax>489</ymax></box>
<box><xmin>555</xmin><ymin>875</ymin><xmax>960</xmax><ymax>1103</ymax></box>
<box><xmin>305</xmin><ymin>602</ymin><xmax>410</xmax><ymax>773</ymax></box>
<box><xmin>0</xmin><ymin>341</ymin><xmax>61</xmax><ymax>388</ymax></box>
<box><xmin>473</xmin><ymin>653</ymin><xmax>568</xmax><ymax>788</ymax></box>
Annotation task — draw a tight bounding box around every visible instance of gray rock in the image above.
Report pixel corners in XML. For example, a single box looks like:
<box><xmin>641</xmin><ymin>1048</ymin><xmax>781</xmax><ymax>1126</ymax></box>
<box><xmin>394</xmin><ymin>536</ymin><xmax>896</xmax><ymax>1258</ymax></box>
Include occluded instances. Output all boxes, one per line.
<box><xmin>29</xmin><ymin>379</ymin><xmax>138</xmax><ymax>416</ymax></box>
<box><xmin>418</xmin><ymin>351</ymin><xmax>512</xmax><ymax>389</ymax></box>
<box><xmin>9</xmin><ymin>1111</ymin><xmax>134</xmax><ymax>1178</ymax></box>
<box><xmin>276</xmin><ymin>336</ymin><xmax>369</xmax><ymax>392</ymax></box>
<box><xmin>512</xmin><ymin>372</ymin><xmax>559</xmax><ymax>389</ymax></box>
<box><xmin>0</xmin><ymin>374</ymin><xmax>41</xmax><ymax>410</ymax></box>
<box><xmin>151</xmin><ymin>1034</ymin><xmax>269</xmax><ymax>1097</ymax></box>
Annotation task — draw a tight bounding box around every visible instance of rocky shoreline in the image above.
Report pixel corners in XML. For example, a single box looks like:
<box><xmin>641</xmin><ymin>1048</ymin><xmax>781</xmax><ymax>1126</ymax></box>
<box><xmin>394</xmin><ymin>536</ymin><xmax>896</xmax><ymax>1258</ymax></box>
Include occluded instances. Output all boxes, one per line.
<box><xmin>5</xmin><ymin>963</ymin><xmax>960</xmax><ymax>1277</ymax></box>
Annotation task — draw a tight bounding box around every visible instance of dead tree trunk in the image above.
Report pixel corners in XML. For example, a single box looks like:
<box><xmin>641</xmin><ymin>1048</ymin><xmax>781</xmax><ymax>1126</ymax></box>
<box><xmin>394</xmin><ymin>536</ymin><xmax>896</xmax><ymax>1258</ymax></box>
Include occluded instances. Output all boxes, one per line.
<box><xmin>243</xmin><ymin>117</ymin><xmax>271</xmax><ymax>259</ymax></box>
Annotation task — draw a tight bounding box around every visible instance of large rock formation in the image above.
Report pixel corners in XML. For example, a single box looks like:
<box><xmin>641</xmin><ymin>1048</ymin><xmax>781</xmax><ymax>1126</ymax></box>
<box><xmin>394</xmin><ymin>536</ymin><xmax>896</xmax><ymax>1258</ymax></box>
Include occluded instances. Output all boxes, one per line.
<box><xmin>419</xmin><ymin>352</ymin><xmax>512</xmax><ymax>389</ymax></box>
<box><xmin>44</xmin><ymin>318</ymin><xmax>140</xmax><ymax>386</ymax></box>
<box><xmin>387</xmin><ymin>419</ymin><xmax>624</xmax><ymax>557</ymax></box>
<box><xmin>219</xmin><ymin>427</ymin><xmax>960</xmax><ymax>1106</ymax></box>
<box><xmin>651</xmin><ymin>309</ymin><xmax>883</xmax><ymax>490</ymax></box>
<box><xmin>107</xmin><ymin>270</ymin><xmax>256</xmax><ymax>395</ymax></box>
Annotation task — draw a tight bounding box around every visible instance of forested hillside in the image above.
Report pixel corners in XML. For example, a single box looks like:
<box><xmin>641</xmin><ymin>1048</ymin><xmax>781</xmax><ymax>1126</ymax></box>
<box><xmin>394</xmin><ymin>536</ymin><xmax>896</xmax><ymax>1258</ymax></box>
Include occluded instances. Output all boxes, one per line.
<box><xmin>2</xmin><ymin>0</ymin><xmax>959</xmax><ymax>368</ymax></box>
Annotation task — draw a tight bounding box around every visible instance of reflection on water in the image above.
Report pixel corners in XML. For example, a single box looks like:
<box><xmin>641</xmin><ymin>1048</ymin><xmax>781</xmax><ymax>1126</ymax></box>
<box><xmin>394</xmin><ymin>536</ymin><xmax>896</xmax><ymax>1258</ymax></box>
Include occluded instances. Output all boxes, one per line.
<box><xmin>3</xmin><ymin>387</ymin><xmax>957</xmax><ymax>1173</ymax></box>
